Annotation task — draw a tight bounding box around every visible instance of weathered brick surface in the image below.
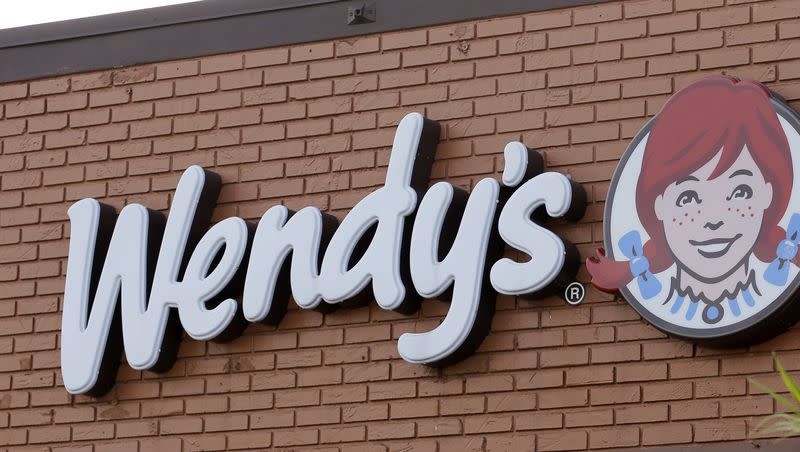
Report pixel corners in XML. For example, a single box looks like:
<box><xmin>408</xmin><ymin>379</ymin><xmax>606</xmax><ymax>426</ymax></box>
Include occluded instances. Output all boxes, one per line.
<box><xmin>2</xmin><ymin>1</ymin><xmax>800</xmax><ymax>450</ymax></box>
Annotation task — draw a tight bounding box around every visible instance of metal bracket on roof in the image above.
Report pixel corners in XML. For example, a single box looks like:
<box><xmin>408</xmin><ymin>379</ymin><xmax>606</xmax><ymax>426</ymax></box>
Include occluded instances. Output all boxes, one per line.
<box><xmin>347</xmin><ymin>2</ymin><xmax>376</xmax><ymax>25</ymax></box>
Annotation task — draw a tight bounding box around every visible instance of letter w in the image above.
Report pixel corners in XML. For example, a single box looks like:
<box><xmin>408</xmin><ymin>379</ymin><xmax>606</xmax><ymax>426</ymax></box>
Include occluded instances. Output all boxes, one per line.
<box><xmin>61</xmin><ymin>199</ymin><xmax>166</xmax><ymax>396</ymax></box>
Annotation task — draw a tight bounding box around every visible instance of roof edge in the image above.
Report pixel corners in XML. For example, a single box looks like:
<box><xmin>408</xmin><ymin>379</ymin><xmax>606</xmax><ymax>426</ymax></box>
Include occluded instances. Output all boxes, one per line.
<box><xmin>0</xmin><ymin>0</ymin><xmax>608</xmax><ymax>84</ymax></box>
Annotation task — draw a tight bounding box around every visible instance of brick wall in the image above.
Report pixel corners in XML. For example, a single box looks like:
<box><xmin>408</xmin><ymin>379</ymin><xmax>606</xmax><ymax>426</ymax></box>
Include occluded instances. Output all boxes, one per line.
<box><xmin>2</xmin><ymin>0</ymin><xmax>800</xmax><ymax>450</ymax></box>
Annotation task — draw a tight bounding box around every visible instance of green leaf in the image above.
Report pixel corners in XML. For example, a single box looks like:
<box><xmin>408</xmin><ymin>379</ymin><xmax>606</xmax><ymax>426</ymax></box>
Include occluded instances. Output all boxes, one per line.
<box><xmin>752</xmin><ymin>413</ymin><xmax>800</xmax><ymax>439</ymax></box>
<box><xmin>765</xmin><ymin>414</ymin><xmax>800</xmax><ymax>432</ymax></box>
<box><xmin>775</xmin><ymin>353</ymin><xmax>800</xmax><ymax>407</ymax></box>
<box><xmin>749</xmin><ymin>377</ymin><xmax>800</xmax><ymax>416</ymax></box>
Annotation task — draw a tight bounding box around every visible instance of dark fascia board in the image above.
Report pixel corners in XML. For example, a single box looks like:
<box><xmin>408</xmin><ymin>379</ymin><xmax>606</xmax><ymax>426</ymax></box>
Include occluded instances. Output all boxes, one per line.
<box><xmin>0</xmin><ymin>0</ymin><xmax>340</xmax><ymax>48</ymax></box>
<box><xmin>0</xmin><ymin>0</ymin><xmax>608</xmax><ymax>84</ymax></box>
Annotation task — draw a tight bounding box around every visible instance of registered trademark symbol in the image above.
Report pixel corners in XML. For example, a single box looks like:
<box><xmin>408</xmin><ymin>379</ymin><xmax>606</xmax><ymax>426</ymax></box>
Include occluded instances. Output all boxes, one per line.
<box><xmin>564</xmin><ymin>282</ymin><xmax>585</xmax><ymax>305</ymax></box>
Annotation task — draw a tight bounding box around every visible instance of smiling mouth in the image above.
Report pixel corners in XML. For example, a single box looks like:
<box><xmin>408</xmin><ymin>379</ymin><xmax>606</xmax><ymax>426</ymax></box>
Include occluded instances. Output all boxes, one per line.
<box><xmin>689</xmin><ymin>234</ymin><xmax>742</xmax><ymax>258</ymax></box>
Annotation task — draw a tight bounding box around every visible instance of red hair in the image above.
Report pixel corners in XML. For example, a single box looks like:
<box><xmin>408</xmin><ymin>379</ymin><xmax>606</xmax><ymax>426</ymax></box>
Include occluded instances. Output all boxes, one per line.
<box><xmin>589</xmin><ymin>76</ymin><xmax>794</xmax><ymax>292</ymax></box>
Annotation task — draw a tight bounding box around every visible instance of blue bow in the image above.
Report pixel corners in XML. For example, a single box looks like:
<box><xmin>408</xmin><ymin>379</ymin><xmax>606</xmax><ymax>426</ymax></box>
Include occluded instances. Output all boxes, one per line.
<box><xmin>765</xmin><ymin>213</ymin><xmax>800</xmax><ymax>286</ymax></box>
<box><xmin>619</xmin><ymin>230</ymin><xmax>662</xmax><ymax>299</ymax></box>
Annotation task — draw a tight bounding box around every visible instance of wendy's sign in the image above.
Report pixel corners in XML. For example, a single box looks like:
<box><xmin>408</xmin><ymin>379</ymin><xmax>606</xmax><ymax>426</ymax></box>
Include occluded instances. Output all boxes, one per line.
<box><xmin>61</xmin><ymin>112</ymin><xmax>586</xmax><ymax>396</ymax></box>
<box><xmin>589</xmin><ymin>76</ymin><xmax>800</xmax><ymax>344</ymax></box>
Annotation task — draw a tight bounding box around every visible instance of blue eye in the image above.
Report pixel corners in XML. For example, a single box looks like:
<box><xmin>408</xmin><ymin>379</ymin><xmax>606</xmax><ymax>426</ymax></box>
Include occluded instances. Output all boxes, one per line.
<box><xmin>727</xmin><ymin>184</ymin><xmax>753</xmax><ymax>201</ymax></box>
<box><xmin>676</xmin><ymin>190</ymin><xmax>701</xmax><ymax>207</ymax></box>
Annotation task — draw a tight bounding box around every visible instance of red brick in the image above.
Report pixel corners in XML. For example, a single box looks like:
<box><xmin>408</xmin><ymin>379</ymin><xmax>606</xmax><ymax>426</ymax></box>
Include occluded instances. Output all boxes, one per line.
<box><xmin>695</xmin><ymin>419</ymin><xmax>747</xmax><ymax>442</ymax></box>
<box><xmin>598</xmin><ymin>20</ymin><xmax>647</xmax><ymax>42</ymax></box>
<box><xmin>383</xmin><ymin>30</ymin><xmax>427</xmax><ymax>50</ymax></box>
<box><xmin>428</xmin><ymin>62</ymin><xmax>475</xmax><ymax>84</ymax></box>
<box><xmin>335</xmin><ymin>36</ymin><xmax>381</xmax><ymax>56</ymax></box>
<box><xmin>621</xmin><ymin>77</ymin><xmax>673</xmax><ymax>98</ymax></box>
<box><xmin>676</xmin><ymin>0</ymin><xmax>722</xmax><ymax>10</ymax></box>
<box><xmin>624</xmin><ymin>0</ymin><xmax>672</xmax><ymax>18</ymax></box>
<box><xmin>642</xmin><ymin>342</ymin><xmax>693</xmax><ymax>360</ymax></box>
<box><xmin>244</xmin><ymin>48</ymin><xmax>289</xmax><ymax>68</ymax></box>
<box><xmin>291</xmin><ymin>42</ymin><xmax>334</xmax><ymax>62</ymax></box>
<box><xmin>649</xmin><ymin>53</ymin><xmax>698</xmax><ymax>76</ymax></box>
<box><xmin>643</xmin><ymin>381</ymin><xmax>693</xmax><ymax>402</ymax></box>
<box><xmin>477</xmin><ymin>17</ymin><xmax>524</xmax><ymax>37</ymax></box>
<box><xmin>429</xmin><ymin>23</ymin><xmax>475</xmax><ymax>43</ymax></box>
<box><xmin>156</xmin><ymin>60</ymin><xmax>199</xmax><ymax>79</ymax></box>
<box><xmin>45</xmin><ymin>130</ymin><xmax>88</xmax><ymax>151</ymax></box>
<box><xmin>721</xmin><ymin>355</ymin><xmax>773</xmax><ymax>375</ymax></box>
<box><xmin>175</xmin><ymin>76</ymin><xmax>218</xmax><ymax>96</ymax></box>
<box><xmin>548</xmin><ymin>26</ymin><xmax>596</xmax><ymax>48</ymax></box>
<box><xmin>590</xmin><ymin>427</ymin><xmax>639</xmax><ymax>449</ymax></box>
<box><xmin>5</xmin><ymin>98</ymin><xmax>45</xmax><ymax>118</ymax></box>
<box><xmin>753</xmin><ymin>40</ymin><xmax>800</xmax><ymax>63</ymax></box>
<box><xmin>200</xmin><ymin>54</ymin><xmax>243</xmax><ymax>74</ymax></box>
<box><xmin>642</xmin><ymin>423</ymin><xmax>693</xmax><ymax>446</ymax></box>
<box><xmin>548</xmin><ymin>66</ymin><xmax>595</xmax><ymax>88</ymax></box>
<box><xmin>675</xmin><ymin>30</ymin><xmax>723</xmax><ymax>51</ymax></box>
<box><xmin>47</xmin><ymin>93</ymin><xmax>88</xmax><ymax>112</ymax></box>
<box><xmin>697</xmin><ymin>377</ymin><xmax>748</xmax><ymax>398</ymax></box>
<box><xmin>199</xmin><ymin>91</ymin><xmax>242</xmax><ymax>111</ymax></box>
<box><xmin>30</xmin><ymin>78</ymin><xmax>69</xmax><ymax>96</ymax></box>
<box><xmin>29</xmin><ymin>114</ymin><xmax>68</xmax><ymax>132</ymax></box>
<box><xmin>617</xmin><ymin>363</ymin><xmax>667</xmax><ymax>383</ymax></box>
<box><xmin>0</xmin><ymin>83</ymin><xmax>28</xmax><ymax>100</ymax></box>
<box><xmin>575</xmin><ymin>3</ymin><xmax>623</xmax><ymax>24</ymax></box>
<box><xmin>500</xmin><ymin>33</ymin><xmax>547</xmax><ymax>55</ymax></box>
<box><xmin>753</xmin><ymin>0</ymin><xmax>800</xmax><ymax>22</ymax></box>
<box><xmin>525</xmin><ymin>10</ymin><xmax>571</xmax><ymax>31</ymax></box>
<box><xmin>451</xmin><ymin>39</ymin><xmax>497</xmax><ymax>62</ymax></box>
<box><xmin>112</xmin><ymin>66</ymin><xmax>155</xmax><ymax>85</ymax></box>
<box><xmin>540</xmin><ymin>347</ymin><xmax>589</xmax><ymax>368</ymax></box>
<box><xmin>671</xmin><ymin>400</ymin><xmax>720</xmax><ymax>420</ymax></box>
<box><xmin>537</xmin><ymin>431</ymin><xmax>587</xmax><ymax>451</ymax></box>
<box><xmin>0</xmin><ymin>119</ymin><xmax>26</xmax><ymax>137</ymax></box>
<box><xmin>320</xmin><ymin>425</ymin><xmax>365</xmax><ymax>444</ymax></box>
<box><xmin>289</xmin><ymin>80</ymin><xmax>333</xmax><ymax>100</ymax></box>
<box><xmin>310</xmin><ymin>59</ymin><xmax>355</xmax><ymax>80</ymax></box>
<box><xmin>90</xmin><ymin>87</ymin><xmax>131</xmax><ymax>107</ymax></box>
<box><xmin>132</xmin><ymin>81</ymin><xmax>174</xmax><ymax>101</ymax></box>
<box><xmin>243</xmin><ymin>86</ymin><xmax>287</xmax><ymax>106</ymax></box>
<box><xmin>404</xmin><ymin>46</ymin><xmax>449</xmax><ymax>68</ymax></box>
<box><xmin>650</xmin><ymin>13</ymin><xmax>699</xmax><ymax>36</ymax></box>
<box><xmin>700</xmin><ymin>47</ymin><xmax>751</xmax><ymax>69</ymax></box>
<box><xmin>356</xmin><ymin>53</ymin><xmax>401</xmax><ymax>73</ymax></box>
<box><xmin>727</xmin><ymin>23</ymin><xmax>778</xmax><ymax>46</ymax></box>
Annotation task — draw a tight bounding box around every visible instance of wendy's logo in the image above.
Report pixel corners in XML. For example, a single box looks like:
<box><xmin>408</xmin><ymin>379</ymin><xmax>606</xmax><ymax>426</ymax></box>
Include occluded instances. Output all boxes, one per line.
<box><xmin>589</xmin><ymin>76</ymin><xmax>800</xmax><ymax>344</ymax></box>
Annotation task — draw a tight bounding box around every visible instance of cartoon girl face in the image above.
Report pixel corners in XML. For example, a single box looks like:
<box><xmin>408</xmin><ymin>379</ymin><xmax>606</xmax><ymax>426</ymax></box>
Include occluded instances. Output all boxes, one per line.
<box><xmin>588</xmin><ymin>75</ymin><xmax>800</xmax><ymax>341</ymax></box>
<box><xmin>655</xmin><ymin>145</ymin><xmax>774</xmax><ymax>281</ymax></box>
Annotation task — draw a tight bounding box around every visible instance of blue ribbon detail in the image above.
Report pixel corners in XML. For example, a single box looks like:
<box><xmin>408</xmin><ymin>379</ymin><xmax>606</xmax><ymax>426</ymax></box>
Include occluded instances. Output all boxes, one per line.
<box><xmin>765</xmin><ymin>213</ymin><xmax>800</xmax><ymax>286</ymax></box>
<box><xmin>685</xmin><ymin>301</ymin><xmax>699</xmax><ymax>321</ymax></box>
<box><xmin>742</xmin><ymin>289</ymin><xmax>756</xmax><ymax>308</ymax></box>
<box><xmin>619</xmin><ymin>230</ymin><xmax>662</xmax><ymax>299</ymax></box>
<box><xmin>671</xmin><ymin>296</ymin><xmax>685</xmax><ymax>315</ymax></box>
<box><xmin>728</xmin><ymin>298</ymin><xmax>741</xmax><ymax>317</ymax></box>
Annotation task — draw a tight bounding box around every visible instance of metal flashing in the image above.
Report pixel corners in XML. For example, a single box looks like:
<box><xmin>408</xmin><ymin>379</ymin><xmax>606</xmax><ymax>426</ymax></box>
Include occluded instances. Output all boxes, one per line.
<box><xmin>0</xmin><ymin>0</ymin><xmax>608</xmax><ymax>83</ymax></box>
